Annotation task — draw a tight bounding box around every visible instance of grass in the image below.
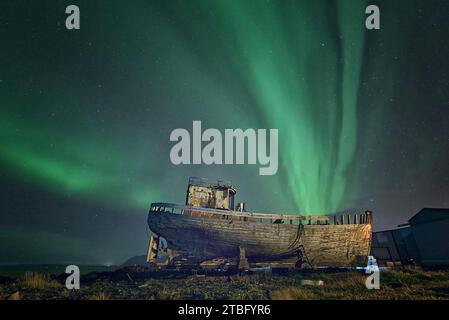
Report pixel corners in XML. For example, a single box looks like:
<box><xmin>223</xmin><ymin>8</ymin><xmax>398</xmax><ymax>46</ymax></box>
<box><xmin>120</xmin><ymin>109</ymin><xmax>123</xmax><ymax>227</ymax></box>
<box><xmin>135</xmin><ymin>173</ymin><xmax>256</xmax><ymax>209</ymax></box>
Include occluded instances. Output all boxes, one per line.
<box><xmin>8</xmin><ymin>291</ymin><xmax>23</xmax><ymax>300</ymax></box>
<box><xmin>271</xmin><ymin>287</ymin><xmax>317</xmax><ymax>300</ymax></box>
<box><xmin>88</xmin><ymin>291</ymin><xmax>109</xmax><ymax>300</ymax></box>
<box><xmin>1</xmin><ymin>267</ymin><xmax>448</xmax><ymax>300</ymax></box>
<box><xmin>20</xmin><ymin>272</ymin><xmax>61</xmax><ymax>290</ymax></box>
<box><xmin>271</xmin><ymin>269</ymin><xmax>449</xmax><ymax>300</ymax></box>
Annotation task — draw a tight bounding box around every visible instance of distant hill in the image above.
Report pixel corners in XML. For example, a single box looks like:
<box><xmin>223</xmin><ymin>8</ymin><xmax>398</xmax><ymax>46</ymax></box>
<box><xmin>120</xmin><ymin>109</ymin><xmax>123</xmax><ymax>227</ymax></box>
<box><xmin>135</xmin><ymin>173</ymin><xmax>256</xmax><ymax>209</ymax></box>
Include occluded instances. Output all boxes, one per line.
<box><xmin>120</xmin><ymin>255</ymin><xmax>148</xmax><ymax>267</ymax></box>
<box><xmin>0</xmin><ymin>264</ymin><xmax>117</xmax><ymax>278</ymax></box>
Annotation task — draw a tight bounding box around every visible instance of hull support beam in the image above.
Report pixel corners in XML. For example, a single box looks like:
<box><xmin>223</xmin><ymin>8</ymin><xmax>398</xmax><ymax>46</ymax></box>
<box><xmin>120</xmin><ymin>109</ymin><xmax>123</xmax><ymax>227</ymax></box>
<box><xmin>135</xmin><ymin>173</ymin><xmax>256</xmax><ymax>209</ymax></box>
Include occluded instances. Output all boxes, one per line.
<box><xmin>238</xmin><ymin>246</ymin><xmax>250</xmax><ymax>271</ymax></box>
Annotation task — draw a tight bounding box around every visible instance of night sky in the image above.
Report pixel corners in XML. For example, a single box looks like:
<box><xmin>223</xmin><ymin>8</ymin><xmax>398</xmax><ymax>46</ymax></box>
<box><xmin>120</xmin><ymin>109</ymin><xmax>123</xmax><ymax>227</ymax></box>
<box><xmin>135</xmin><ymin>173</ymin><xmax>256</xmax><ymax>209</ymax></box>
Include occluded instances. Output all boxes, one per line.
<box><xmin>1</xmin><ymin>0</ymin><xmax>449</xmax><ymax>265</ymax></box>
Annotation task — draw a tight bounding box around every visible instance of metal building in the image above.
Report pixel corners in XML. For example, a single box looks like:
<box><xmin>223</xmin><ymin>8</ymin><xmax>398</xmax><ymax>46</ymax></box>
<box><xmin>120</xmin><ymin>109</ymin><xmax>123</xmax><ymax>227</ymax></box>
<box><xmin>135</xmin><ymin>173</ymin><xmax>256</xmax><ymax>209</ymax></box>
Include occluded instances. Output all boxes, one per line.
<box><xmin>407</xmin><ymin>208</ymin><xmax>449</xmax><ymax>266</ymax></box>
<box><xmin>371</xmin><ymin>227</ymin><xmax>419</xmax><ymax>266</ymax></box>
<box><xmin>371</xmin><ymin>208</ymin><xmax>449</xmax><ymax>267</ymax></box>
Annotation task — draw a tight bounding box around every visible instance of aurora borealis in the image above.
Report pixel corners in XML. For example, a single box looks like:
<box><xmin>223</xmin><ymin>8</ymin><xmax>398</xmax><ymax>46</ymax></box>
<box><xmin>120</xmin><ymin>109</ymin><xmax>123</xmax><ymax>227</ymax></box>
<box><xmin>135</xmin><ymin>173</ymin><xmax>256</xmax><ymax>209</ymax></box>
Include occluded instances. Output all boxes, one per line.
<box><xmin>1</xmin><ymin>0</ymin><xmax>449</xmax><ymax>264</ymax></box>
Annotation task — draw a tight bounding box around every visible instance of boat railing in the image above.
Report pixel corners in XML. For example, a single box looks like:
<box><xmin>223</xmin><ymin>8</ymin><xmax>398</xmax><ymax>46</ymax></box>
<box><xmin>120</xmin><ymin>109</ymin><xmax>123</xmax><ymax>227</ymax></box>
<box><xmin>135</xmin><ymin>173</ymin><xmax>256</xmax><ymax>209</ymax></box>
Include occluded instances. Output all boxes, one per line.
<box><xmin>149</xmin><ymin>202</ymin><xmax>372</xmax><ymax>225</ymax></box>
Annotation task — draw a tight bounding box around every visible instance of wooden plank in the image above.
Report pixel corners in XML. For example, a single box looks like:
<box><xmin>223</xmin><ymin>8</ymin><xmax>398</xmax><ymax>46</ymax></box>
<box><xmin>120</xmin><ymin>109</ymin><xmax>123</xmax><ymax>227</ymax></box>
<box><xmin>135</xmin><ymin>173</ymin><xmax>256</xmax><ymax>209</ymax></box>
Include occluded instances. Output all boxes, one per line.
<box><xmin>150</xmin><ymin>202</ymin><xmax>330</xmax><ymax>221</ymax></box>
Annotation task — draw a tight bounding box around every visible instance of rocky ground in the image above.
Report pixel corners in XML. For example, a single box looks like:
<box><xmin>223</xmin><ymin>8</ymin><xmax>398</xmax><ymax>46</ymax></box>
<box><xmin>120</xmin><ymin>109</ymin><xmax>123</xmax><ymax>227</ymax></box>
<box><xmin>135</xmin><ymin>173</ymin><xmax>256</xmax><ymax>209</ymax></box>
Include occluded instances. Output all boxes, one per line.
<box><xmin>1</xmin><ymin>266</ymin><xmax>449</xmax><ymax>300</ymax></box>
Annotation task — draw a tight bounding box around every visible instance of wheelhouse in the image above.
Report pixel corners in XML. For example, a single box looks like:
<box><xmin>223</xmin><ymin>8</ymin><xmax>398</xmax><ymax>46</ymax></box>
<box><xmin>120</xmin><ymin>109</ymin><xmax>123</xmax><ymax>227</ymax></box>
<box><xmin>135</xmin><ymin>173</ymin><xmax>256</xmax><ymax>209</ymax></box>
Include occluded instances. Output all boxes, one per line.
<box><xmin>185</xmin><ymin>177</ymin><xmax>236</xmax><ymax>210</ymax></box>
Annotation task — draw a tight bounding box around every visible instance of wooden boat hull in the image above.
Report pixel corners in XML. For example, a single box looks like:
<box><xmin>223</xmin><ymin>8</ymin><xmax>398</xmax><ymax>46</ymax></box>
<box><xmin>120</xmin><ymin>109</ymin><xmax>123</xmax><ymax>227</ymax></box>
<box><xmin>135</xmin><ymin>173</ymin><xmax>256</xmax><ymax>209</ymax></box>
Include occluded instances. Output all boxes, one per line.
<box><xmin>148</xmin><ymin>210</ymin><xmax>372</xmax><ymax>268</ymax></box>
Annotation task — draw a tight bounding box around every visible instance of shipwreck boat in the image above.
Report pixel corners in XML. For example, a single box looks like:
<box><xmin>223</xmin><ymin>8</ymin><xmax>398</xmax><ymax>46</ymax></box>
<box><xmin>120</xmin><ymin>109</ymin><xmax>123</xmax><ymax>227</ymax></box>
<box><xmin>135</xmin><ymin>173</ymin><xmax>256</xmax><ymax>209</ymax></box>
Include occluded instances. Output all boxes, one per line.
<box><xmin>147</xmin><ymin>177</ymin><xmax>372</xmax><ymax>269</ymax></box>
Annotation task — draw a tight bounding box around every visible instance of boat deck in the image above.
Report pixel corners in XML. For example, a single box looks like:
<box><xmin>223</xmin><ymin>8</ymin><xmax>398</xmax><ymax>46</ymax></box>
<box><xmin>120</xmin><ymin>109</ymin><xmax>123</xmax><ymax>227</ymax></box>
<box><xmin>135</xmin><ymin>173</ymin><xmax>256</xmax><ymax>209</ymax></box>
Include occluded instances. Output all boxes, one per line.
<box><xmin>149</xmin><ymin>202</ymin><xmax>372</xmax><ymax>226</ymax></box>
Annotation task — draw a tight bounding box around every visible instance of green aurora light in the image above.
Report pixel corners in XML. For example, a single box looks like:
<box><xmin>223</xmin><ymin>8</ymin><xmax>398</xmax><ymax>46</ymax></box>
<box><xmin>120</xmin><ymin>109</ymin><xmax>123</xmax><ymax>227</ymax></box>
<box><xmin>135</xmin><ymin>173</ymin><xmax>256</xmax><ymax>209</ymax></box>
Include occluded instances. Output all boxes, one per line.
<box><xmin>0</xmin><ymin>0</ymin><xmax>369</xmax><ymax>215</ymax></box>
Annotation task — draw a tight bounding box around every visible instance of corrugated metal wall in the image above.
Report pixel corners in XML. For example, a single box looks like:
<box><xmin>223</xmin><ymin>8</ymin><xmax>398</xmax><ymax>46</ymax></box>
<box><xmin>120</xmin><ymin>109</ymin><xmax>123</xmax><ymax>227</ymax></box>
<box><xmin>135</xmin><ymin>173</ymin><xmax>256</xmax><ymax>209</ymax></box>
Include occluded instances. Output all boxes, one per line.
<box><xmin>371</xmin><ymin>227</ymin><xmax>420</xmax><ymax>265</ymax></box>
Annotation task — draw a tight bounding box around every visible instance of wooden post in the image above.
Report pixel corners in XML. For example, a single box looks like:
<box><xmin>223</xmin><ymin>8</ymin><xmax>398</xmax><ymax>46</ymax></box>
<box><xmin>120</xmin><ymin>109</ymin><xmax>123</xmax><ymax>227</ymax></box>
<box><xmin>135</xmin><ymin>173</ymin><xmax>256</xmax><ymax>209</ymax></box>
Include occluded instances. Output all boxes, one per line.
<box><xmin>365</xmin><ymin>211</ymin><xmax>372</xmax><ymax>224</ymax></box>
<box><xmin>238</xmin><ymin>246</ymin><xmax>250</xmax><ymax>271</ymax></box>
<box><xmin>146</xmin><ymin>235</ymin><xmax>159</xmax><ymax>262</ymax></box>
